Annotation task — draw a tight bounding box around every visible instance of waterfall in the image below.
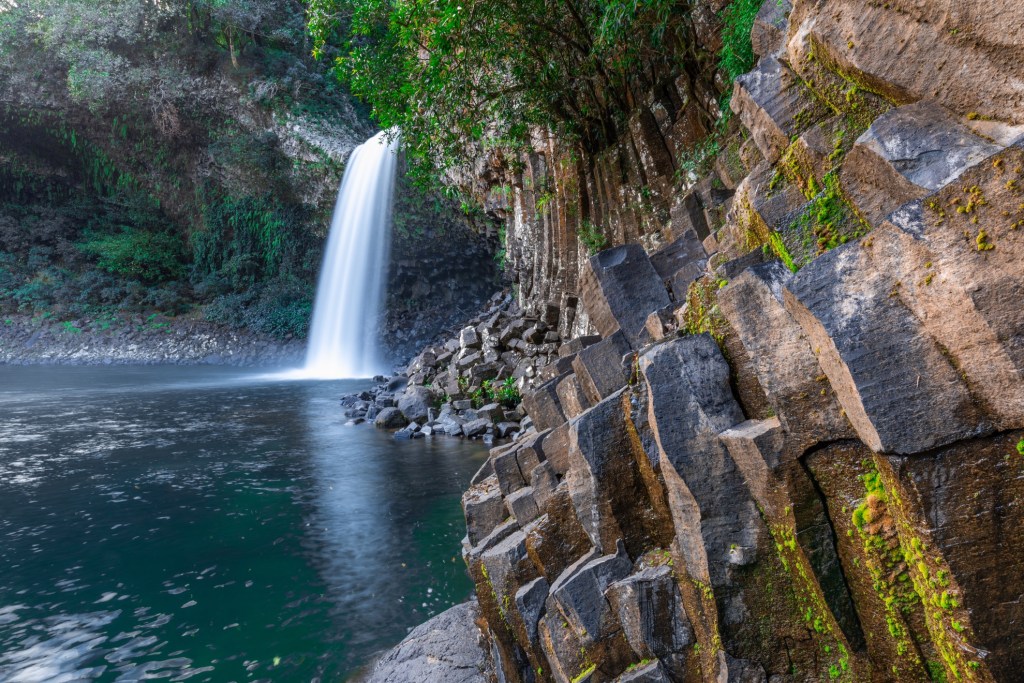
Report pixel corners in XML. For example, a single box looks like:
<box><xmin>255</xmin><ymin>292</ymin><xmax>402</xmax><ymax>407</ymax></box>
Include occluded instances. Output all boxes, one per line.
<box><xmin>302</xmin><ymin>131</ymin><xmax>399</xmax><ymax>379</ymax></box>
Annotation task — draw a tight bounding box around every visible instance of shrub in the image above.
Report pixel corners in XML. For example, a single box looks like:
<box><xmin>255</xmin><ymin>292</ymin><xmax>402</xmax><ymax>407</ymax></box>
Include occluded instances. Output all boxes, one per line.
<box><xmin>719</xmin><ymin>0</ymin><xmax>761</xmax><ymax>83</ymax></box>
<box><xmin>78</xmin><ymin>228</ymin><xmax>185</xmax><ymax>282</ymax></box>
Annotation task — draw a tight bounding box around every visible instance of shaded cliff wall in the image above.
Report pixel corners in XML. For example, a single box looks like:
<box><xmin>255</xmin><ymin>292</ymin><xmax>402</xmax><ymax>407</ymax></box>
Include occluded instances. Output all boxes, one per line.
<box><xmin>453</xmin><ymin>1</ymin><xmax>1024</xmax><ymax>682</ymax></box>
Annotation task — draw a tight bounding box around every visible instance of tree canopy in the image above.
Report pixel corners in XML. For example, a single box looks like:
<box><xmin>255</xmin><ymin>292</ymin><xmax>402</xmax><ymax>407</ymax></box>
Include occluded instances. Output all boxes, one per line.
<box><xmin>308</xmin><ymin>0</ymin><xmax>712</xmax><ymax>186</ymax></box>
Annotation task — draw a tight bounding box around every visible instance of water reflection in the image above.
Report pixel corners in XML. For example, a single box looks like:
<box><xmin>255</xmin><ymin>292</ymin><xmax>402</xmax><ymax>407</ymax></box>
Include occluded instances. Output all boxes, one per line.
<box><xmin>0</xmin><ymin>366</ymin><xmax>486</xmax><ymax>682</ymax></box>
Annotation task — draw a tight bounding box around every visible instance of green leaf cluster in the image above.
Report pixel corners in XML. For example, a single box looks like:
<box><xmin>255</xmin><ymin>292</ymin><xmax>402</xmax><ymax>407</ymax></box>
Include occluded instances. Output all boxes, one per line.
<box><xmin>309</xmin><ymin>0</ymin><xmax>702</xmax><ymax>187</ymax></box>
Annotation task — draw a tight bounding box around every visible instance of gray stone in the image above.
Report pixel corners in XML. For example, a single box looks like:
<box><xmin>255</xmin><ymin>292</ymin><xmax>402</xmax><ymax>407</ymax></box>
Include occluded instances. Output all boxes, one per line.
<box><xmin>477</xmin><ymin>403</ymin><xmax>505</xmax><ymax>422</ymax></box>
<box><xmin>555</xmin><ymin>373</ymin><xmax>591</xmax><ymax>420</ymax></box>
<box><xmin>463</xmin><ymin>475</ymin><xmax>505</xmax><ymax>546</ymax></box>
<box><xmin>364</xmin><ymin>601</ymin><xmax>490</xmax><ymax>683</ymax></box>
<box><xmin>670</xmin><ymin>190</ymin><xmax>710</xmax><ymax>241</ymax></box>
<box><xmin>638</xmin><ymin>336</ymin><xmax>759</xmax><ymax>588</ymax></box>
<box><xmin>840</xmin><ymin>102</ymin><xmax>1001</xmax><ymax>225</ymax></box>
<box><xmin>549</xmin><ymin>543</ymin><xmax>632</xmax><ymax>643</ymax></box>
<box><xmin>480</xmin><ymin>530</ymin><xmax>532</xmax><ymax>609</ymax></box>
<box><xmin>732</xmin><ymin>56</ymin><xmax>824</xmax><ymax>164</ymax></box>
<box><xmin>530</xmin><ymin>460</ymin><xmax>559</xmax><ymax>511</ymax></box>
<box><xmin>463</xmin><ymin>418</ymin><xmax>492</xmax><ymax>438</ymax></box>
<box><xmin>374</xmin><ymin>407</ymin><xmax>407</xmax><ymax>430</ymax></box>
<box><xmin>607</xmin><ymin>564</ymin><xmax>692</xmax><ymax>660</ymax></box>
<box><xmin>580</xmin><ymin>244</ymin><xmax>671</xmax><ymax>347</ymax></box>
<box><xmin>650</xmin><ymin>229</ymin><xmax>708</xmax><ymax>296</ymax></box>
<box><xmin>460</xmin><ymin>326</ymin><xmax>482</xmax><ymax>349</ymax></box>
<box><xmin>386</xmin><ymin>375</ymin><xmax>409</xmax><ymax>392</ymax></box>
<box><xmin>783</xmin><ymin>242</ymin><xmax>988</xmax><ymax>453</ymax></box>
<box><xmin>751</xmin><ymin>0</ymin><xmax>791</xmax><ymax>58</ymax></box>
<box><xmin>719</xmin><ymin>418</ymin><xmax>788</xmax><ymax>517</ymax></box>
<box><xmin>521</xmin><ymin>373</ymin><xmax>569</xmax><ymax>432</ymax></box>
<box><xmin>507</xmin><ymin>486</ymin><xmax>541</xmax><ymax>525</ymax></box>
<box><xmin>452</xmin><ymin>400</ymin><xmax>474</xmax><ymax>411</ymax></box>
<box><xmin>718</xmin><ymin>261</ymin><xmax>853</xmax><ymax>445</ymax></box>
<box><xmin>558</xmin><ymin>335</ymin><xmax>602</xmax><ymax>358</ymax></box>
<box><xmin>614</xmin><ymin>660</ymin><xmax>671</xmax><ymax>683</ymax></box>
<box><xmin>495</xmin><ymin>422</ymin><xmax>519</xmax><ymax>439</ymax></box>
<box><xmin>514</xmin><ymin>577</ymin><xmax>549</xmax><ymax>648</ymax></box>
<box><xmin>492</xmin><ymin>446</ymin><xmax>527</xmax><ymax>496</ymax></box>
<box><xmin>572</xmin><ymin>331</ymin><xmax>632</xmax><ymax>406</ymax></box>
<box><xmin>397</xmin><ymin>386</ymin><xmax>434</xmax><ymax>424</ymax></box>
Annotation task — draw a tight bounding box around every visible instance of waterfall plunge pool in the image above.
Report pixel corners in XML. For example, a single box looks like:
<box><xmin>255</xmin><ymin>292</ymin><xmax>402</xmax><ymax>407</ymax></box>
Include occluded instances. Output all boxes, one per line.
<box><xmin>0</xmin><ymin>365</ymin><xmax>487</xmax><ymax>682</ymax></box>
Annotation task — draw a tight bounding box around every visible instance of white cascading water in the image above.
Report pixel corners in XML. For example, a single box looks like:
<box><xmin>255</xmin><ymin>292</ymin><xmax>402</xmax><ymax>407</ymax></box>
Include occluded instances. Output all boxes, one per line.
<box><xmin>302</xmin><ymin>131</ymin><xmax>399</xmax><ymax>379</ymax></box>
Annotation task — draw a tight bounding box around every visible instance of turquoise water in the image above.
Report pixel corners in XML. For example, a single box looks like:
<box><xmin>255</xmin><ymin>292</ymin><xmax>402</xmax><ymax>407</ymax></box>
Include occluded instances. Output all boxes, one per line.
<box><xmin>0</xmin><ymin>366</ymin><xmax>487</xmax><ymax>682</ymax></box>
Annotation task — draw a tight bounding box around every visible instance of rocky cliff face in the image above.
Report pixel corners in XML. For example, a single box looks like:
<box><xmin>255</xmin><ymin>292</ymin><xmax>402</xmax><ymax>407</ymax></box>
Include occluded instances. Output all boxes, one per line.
<box><xmin>450</xmin><ymin>1</ymin><xmax>1024</xmax><ymax>682</ymax></box>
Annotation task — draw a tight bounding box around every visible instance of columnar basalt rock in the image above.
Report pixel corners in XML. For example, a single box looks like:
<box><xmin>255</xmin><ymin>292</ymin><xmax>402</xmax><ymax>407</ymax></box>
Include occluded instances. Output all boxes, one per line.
<box><xmin>375</xmin><ymin>1</ymin><xmax>1024</xmax><ymax>681</ymax></box>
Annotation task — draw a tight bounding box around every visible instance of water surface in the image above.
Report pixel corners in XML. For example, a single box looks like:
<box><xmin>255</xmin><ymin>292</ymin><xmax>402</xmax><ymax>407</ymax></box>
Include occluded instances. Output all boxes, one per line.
<box><xmin>0</xmin><ymin>366</ymin><xmax>486</xmax><ymax>682</ymax></box>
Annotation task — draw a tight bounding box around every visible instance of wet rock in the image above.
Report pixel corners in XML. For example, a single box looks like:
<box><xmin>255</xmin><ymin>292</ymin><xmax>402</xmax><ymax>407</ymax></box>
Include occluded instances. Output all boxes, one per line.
<box><xmin>374</xmin><ymin>407</ymin><xmax>407</xmax><ymax>429</ymax></box>
<box><xmin>397</xmin><ymin>386</ymin><xmax>434</xmax><ymax>424</ymax></box>
<box><xmin>464</xmin><ymin>418</ymin><xmax>493</xmax><ymax>438</ymax></box>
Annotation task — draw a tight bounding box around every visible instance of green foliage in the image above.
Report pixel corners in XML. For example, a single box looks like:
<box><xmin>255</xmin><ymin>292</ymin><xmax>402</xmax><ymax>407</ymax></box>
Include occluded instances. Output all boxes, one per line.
<box><xmin>309</xmin><ymin>0</ymin><xmax>701</xmax><ymax>187</ymax></box>
<box><xmin>78</xmin><ymin>229</ymin><xmax>185</xmax><ymax>282</ymax></box>
<box><xmin>718</xmin><ymin>0</ymin><xmax>761</xmax><ymax>83</ymax></box>
<box><xmin>578</xmin><ymin>220</ymin><xmax>608</xmax><ymax>255</ymax></box>
<box><xmin>471</xmin><ymin>378</ymin><xmax>522</xmax><ymax>409</ymax></box>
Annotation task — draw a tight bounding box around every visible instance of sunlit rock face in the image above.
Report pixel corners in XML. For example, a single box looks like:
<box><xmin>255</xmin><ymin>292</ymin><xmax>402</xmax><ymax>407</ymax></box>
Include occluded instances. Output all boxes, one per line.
<box><xmin>429</xmin><ymin>1</ymin><xmax>1024</xmax><ymax>681</ymax></box>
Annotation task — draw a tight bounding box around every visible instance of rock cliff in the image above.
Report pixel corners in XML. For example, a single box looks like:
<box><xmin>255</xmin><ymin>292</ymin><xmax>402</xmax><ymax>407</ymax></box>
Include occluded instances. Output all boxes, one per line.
<box><xmin>437</xmin><ymin>1</ymin><xmax>1024</xmax><ymax>682</ymax></box>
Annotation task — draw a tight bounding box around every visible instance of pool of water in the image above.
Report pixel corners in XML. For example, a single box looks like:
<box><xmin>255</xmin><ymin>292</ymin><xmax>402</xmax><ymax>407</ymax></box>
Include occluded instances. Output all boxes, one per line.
<box><xmin>0</xmin><ymin>366</ymin><xmax>487</xmax><ymax>682</ymax></box>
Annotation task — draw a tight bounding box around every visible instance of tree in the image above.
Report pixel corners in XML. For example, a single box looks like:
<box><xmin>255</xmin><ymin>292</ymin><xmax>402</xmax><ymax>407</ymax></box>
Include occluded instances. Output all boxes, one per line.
<box><xmin>308</xmin><ymin>0</ymin><xmax>712</xmax><ymax>187</ymax></box>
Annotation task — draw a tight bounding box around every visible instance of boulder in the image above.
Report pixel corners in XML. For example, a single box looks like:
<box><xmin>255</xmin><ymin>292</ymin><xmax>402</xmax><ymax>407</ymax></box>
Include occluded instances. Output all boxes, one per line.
<box><xmin>374</xmin><ymin>407</ymin><xmax>407</xmax><ymax>430</ymax></box>
<box><xmin>364</xmin><ymin>601</ymin><xmax>490</xmax><ymax>683</ymax></box>
<box><xmin>579</xmin><ymin>244</ymin><xmax>671</xmax><ymax>347</ymax></box>
<box><xmin>397</xmin><ymin>386</ymin><xmax>434</xmax><ymax>424</ymax></box>
<box><xmin>460</xmin><ymin>326</ymin><xmax>482</xmax><ymax>349</ymax></box>
<box><xmin>463</xmin><ymin>418</ymin><xmax>492</xmax><ymax>438</ymax></box>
